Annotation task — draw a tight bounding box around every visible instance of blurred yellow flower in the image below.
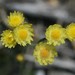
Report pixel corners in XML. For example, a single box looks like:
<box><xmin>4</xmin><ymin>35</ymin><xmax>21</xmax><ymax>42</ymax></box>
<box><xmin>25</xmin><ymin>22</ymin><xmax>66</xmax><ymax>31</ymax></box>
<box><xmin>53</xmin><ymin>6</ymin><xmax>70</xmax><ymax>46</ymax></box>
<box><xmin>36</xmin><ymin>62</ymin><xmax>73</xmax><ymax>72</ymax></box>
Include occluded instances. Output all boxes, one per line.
<box><xmin>1</xmin><ymin>30</ymin><xmax>16</xmax><ymax>48</ymax></box>
<box><xmin>16</xmin><ymin>54</ymin><xmax>24</xmax><ymax>62</ymax></box>
<box><xmin>14</xmin><ymin>23</ymin><xmax>34</xmax><ymax>46</ymax></box>
<box><xmin>66</xmin><ymin>23</ymin><xmax>75</xmax><ymax>41</ymax></box>
<box><xmin>45</xmin><ymin>24</ymin><xmax>66</xmax><ymax>46</ymax></box>
<box><xmin>33</xmin><ymin>41</ymin><xmax>57</xmax><ymax>65</ymax></box>
<box><xmin>7</xmin><ymin>11</ymin><xmax>24</xmax><ymax>27</ymax></box>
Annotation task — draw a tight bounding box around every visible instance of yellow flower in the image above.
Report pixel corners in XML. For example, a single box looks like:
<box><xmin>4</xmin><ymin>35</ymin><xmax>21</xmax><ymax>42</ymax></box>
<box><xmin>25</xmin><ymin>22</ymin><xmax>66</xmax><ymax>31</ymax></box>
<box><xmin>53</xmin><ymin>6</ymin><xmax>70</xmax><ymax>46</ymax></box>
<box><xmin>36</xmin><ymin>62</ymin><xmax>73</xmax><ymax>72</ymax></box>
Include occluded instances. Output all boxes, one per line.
<box><xmin>16</xmin><ymin>54</ymin><xmax>24</xmax><ymax>62</ymax></box>
<box><xmin>33</xmin><ymin>41</ymin><xmax>57</xmax><ymax>65</ymax></box>
<box><xmin>1</xmin><ymin>30</ymin><xmax>16</xmax><ymax>48</ymax></box>
<box><xmin>7</xmin><ymin>11</ymin><xmax>24</xmax><ymax>27</ymax></box>
<box><xmin>14</xmin><ymin>23</ymin><xmax>34</xmax><ymax>46</ymax></box>
<box><xmin>66</xmin><ymin>23</ymin><xmax>75</xmax><ymax>41</ymax></box>
<box><xmin>45</xmin><ymin>24</ymin><xmax>66</xmax><ymax>46</ymax></box>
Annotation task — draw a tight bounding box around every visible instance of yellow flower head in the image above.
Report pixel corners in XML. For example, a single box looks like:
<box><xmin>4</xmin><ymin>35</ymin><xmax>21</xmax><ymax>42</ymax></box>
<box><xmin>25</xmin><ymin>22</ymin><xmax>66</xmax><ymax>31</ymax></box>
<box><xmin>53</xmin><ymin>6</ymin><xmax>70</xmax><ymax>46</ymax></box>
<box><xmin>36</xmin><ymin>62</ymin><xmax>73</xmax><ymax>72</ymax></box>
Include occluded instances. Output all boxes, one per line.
<box><xmin>1</xmin><ymin>30</ymin><xmax>16</xmax><ymax>48</ymax></box>
<box><xmin>66</xmin><ymin>23</ymin><xmax>75</xmax><ymax>41</ymax></box>
<box><xmin>7</xmin><ymin>11</ymin><xmax>24</xmax><ymax>27</ymax></box>
<box><xmin>14</xmin><ymin>23</ymin><xmax>34</xmax><ymax>46</ymax></box>
<box><xmin>45</xmin><ymin>24</ymin><xmax>66</xmax><ymax>46</ymax></box>
<box><xmin>16</xmin><ymin>54</ymin><xmax>24</xmax><ymax>62</ymax></box>
<box><xmin>33</xmin><ymin>41</ymin><xmax>57</xmax><ymax>65</ymax></box>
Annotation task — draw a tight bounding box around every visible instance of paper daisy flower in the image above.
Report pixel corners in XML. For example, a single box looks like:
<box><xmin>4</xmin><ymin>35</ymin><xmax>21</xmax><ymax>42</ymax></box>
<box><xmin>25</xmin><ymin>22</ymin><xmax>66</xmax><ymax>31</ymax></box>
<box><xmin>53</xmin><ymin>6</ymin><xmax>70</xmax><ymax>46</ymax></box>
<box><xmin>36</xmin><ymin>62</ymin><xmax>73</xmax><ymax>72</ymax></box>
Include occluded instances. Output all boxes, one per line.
<box><xmin>33</xmin><ymin>41</ymin><xmax>57</xmax><ymax>65</ymax></box>
<box><xmin>45</xmin><ymin>24</ymin><xmax>66</xmax><ymax>46</ymax></box>
<box><xmin>14</xmin><ymin>23</ymin><xmax>34</xmax><ymax>46</ymax></box>
<box><xmin>1</xmin><ymin>30</ymin><xmax>16</xmax><ymax>48</ymax></box>
<box><xmin>66</xmin><ymin>23</ymin><xmax>75</xmax><ymax>41</ymax></box>
<box><xmin>16</xmin><ymin>54</ymin><xmax>24</xmax><ymax>62</ymax></box>
<box><xmin>7</xmin><ymin>11</ymin><xmax>24</xmax><ymax>27</ymax></box>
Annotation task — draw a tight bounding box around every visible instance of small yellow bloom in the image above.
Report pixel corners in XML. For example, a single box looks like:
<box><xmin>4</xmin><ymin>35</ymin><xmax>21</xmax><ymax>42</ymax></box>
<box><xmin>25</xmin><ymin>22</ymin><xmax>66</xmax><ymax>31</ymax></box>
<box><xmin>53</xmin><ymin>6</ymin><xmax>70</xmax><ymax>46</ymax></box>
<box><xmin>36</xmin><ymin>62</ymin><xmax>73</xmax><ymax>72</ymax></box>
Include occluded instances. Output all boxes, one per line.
<box><xmin>33</xmin><ymin>41</ymin><xmax>57</xmax><ymax>65</ymax></box>
<box><xmin>7</xmin><ymin>11</ymin><xmax>24</xmax><ymax>27</ymax></box>
<box><xmin>16</xmin><ymin>54</ymin><xmax>24</xmax><ymax>62</ymax></box>
<box><xmin>66</xmin><ymin>23</ymin><xmax>75</xmax><ymax>41</ymax></box>
<box><xmin>45</xmin><ymin>24</ymin><xmax>66</xmax><ymax>46</ymax></box>
<box><xmin>14</xmin><ymin>23</ymin><xmax>34</xmax><ymax>46</ymax></box>
<box><xmin>1</xmin><ymin>30</ymin><xmax>16</xmax><ymax>48</ymax></box>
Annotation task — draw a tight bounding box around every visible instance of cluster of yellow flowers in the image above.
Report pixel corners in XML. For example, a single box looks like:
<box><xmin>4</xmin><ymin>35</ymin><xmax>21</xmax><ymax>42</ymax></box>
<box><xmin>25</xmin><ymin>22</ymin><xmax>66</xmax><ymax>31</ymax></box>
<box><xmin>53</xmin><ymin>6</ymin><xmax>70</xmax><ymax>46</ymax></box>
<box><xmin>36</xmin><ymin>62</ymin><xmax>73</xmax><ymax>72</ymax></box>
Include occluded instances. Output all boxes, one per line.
<box><xmin>33</xmin><ymin>23</ymin><xmax>75</xmax><ymax>65</ymax></box>
<box><xmin>45</xmin><ymin>23</ymin><xmax>75</xmax><ymax>45</ymax></box>
<box><xmin>1</xmin><ymin>11</ymin><xmax>75</xmax><ymax>65</ymax></box>
<box><xmin>1</xmin><ymin>11</ymin><xmax>34</xmax><ymax>48</ymax></box>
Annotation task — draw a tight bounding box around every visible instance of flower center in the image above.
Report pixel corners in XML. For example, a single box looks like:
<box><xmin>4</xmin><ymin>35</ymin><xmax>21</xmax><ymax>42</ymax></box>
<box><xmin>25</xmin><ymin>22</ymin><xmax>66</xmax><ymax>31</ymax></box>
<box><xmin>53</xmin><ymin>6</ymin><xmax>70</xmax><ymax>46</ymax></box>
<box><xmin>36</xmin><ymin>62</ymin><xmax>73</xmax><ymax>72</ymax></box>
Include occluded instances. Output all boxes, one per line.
<box><xmin>6</xmin><ymin>35</ymin><xmax>14</xmax><ymax>44</ymax></box>
<box><xmin>40</xmin><ymin>48</ymin><xmax>49</xmax><ymax>58</ymax></box>
<box><xmin>19</xmin><ymin>29</ymin><xmax>27</xmax><ymax>40</ymax></box>
<box><xmin>51</xmin><ymin>29</ymin><xmax>60</xmax><ymax>40</ymax></box>
<box><xmin>12</xmin><ymin>16</ymin><xmax>21</xmax><ymax>25</ymax></box>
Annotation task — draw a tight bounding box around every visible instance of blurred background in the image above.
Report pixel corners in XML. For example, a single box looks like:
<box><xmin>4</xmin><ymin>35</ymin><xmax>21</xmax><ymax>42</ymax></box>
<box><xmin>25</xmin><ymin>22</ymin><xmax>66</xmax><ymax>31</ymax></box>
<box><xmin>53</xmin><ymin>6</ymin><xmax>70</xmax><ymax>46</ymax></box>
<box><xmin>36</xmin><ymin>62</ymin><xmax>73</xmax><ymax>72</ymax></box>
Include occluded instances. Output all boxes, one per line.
<box><xmin>0</xmin><ymin>0</ymin><xmax>75</xmax><ymax>75</ymax></box>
